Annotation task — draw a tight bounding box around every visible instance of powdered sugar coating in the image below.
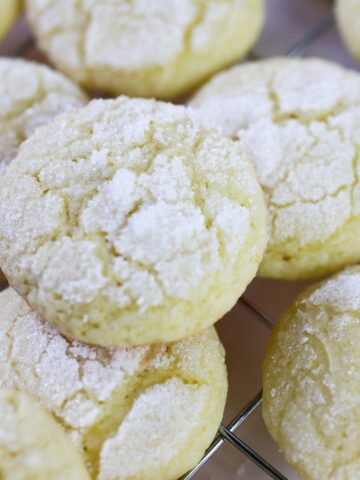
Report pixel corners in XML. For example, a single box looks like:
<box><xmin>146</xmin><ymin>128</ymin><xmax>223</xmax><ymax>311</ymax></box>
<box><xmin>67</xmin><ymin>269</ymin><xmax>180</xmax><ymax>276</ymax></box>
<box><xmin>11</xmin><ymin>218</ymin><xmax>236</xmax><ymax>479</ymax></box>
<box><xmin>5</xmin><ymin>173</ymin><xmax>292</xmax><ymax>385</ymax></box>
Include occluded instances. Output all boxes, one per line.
<box><xmin>26</xmin><ymin>0</ymin><xmax>264</xmax><ymax>99</ymax></box>
<box><xmin>0</xmin><ymin>58</ymin><xmax>87</xmax><ymax>174</ymax></box>
<box><xmin>99</xmin><ymin>379</ymin><xmax>209</xmax><ymax>479</ymax></box>
<box><xmin>309</xmin><ymin>268</ymin><xmax>360</xmax><ymax>312</ymax></box>
<box><xmin>0</xmin><ymin>96</ymin><xmax>267</xmax><ymax>346</ymax></box>
<box><xmin>191</xmin><ymin>58</ymin><xmax>360</xmax><ymax>279</ymax></box>
<box><xmin>0</xmin><ymin>387</ymin><xmax>90</xmax><ymax>480</ymax></box>
<box><xmin>263</xmin><ymin>265</ymin><xmax>360</xmax><ymax>480</ymax></box>
<box><xmin>0</xmin><ymin>288</ymin><xmax>227</xmax><ymax>480</ymax></box>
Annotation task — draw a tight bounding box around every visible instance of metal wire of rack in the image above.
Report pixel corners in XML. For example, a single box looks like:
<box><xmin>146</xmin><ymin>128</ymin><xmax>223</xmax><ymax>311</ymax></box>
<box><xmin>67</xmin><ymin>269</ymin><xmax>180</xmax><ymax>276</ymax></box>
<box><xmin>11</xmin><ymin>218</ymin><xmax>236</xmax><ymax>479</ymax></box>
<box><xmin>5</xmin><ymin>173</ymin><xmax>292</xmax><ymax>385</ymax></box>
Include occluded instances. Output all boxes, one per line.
<box><xmin>181</xmin><ymin>4</ymin><xmax>337</xmax><ymax>480</ymax></box>
<box><xmin>1</xmin><ymin>2</ymin><xmax>338</xmax><ymax>479</ymax></box>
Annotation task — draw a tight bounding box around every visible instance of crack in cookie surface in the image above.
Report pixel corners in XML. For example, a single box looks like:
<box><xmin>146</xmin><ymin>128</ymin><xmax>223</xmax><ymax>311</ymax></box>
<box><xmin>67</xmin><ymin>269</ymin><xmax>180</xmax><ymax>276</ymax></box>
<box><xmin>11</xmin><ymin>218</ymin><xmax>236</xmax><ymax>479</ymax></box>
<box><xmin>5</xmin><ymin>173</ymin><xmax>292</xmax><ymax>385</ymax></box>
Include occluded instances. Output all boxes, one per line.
<box><xmin>191</xmin><ymin>58</ymin><xmax>360</xmax><ymax>278</ymax></box>
<box><xmin>0</xmin><ymin>288</ymin><xmax>227</xmax><ymax>480</ymax></box>
<box><xmin>0</xmin><ymin>97</ymin><xmax>267</xmax><ymax>345</ymax></box>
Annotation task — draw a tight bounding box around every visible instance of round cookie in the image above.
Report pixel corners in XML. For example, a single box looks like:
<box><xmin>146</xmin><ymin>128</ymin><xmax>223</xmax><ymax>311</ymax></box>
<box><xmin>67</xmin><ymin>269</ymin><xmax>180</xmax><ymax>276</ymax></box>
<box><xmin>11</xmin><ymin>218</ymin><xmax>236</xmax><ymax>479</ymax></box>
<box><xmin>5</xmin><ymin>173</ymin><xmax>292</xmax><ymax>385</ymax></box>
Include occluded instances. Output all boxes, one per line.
<box><xmin>336</xmin><ymin>0</ymin><xmax>360</xmax><ymax>63</ymax></box>
<box><xmin>263</xmin><ymin>266</ymin><xmax>360</xmax><ymax>480</ymax></box>
<box><xmin>0</xmin><ymin>96</ymin><xmax>267</xmax><ymax>346</ymax></box>
<box><xmin>0</xmin><ymin>287</ymin><xmax>228</xmax><ymax>480</ymax></box>
<box><xmin>0</xmin><ymin>0</ymin><xmax>22</xmax><ymax>40</ymax></box>
<box><xmin>26</xmin><ymin>0</ymin><xmax>264</xmax><ymax>99</ymax></box>
<box><xmin>0</xmin><ymin>58</ymin><xmax>87</xmax><ymax>174</ymax></box>
<box><xmin>190</xmin><ymin>57</ymin><xmax>360</xmax><ymax>279</ymax></box>
<box><xmin>0</xmin><ymin>58</ymin><xmax>87</xmax><ymax>282</ymax></box>
<box><xmin>0</xmin><ymin>387</ymin><xmax>90</xmax><ymax>480</ymax></box>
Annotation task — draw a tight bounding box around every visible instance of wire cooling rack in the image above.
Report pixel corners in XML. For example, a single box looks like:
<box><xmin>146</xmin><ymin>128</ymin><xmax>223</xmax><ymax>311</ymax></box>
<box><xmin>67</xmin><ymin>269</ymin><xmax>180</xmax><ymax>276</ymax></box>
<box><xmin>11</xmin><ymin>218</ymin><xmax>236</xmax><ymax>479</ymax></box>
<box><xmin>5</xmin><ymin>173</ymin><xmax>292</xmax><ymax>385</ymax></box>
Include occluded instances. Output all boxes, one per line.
<box><xmin>0</xmin><ymin>1</ymin><xmax>341</xmax><ymax>479</ymax></box>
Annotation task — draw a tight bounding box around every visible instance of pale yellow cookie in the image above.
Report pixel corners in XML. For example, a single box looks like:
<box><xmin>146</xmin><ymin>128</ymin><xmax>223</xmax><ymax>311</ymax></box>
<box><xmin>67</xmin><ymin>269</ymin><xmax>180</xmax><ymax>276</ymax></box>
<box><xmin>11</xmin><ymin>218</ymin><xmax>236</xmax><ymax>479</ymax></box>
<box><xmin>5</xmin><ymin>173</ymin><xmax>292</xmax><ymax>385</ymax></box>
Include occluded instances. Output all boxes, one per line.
<box><xmin>0</xmin><ymin>0</ymin><xmax>22</xmax><ymax>40</ymax></box>
<box><xmin>336</xmin><ymin>0</ymin><xmax>360</xmax><ymax>62</ymax></box>
<box><xmin>0</xmin><ymin>58</ymin><xmax>87</xmax><ymax>174</ymax></box>
<box><xmin>263</xmin><ymin>266</ymin><xmax>360</xmax><ymax>480</ymax></box>
<box><xmin>0</xmin><ymin>58</ymin><xmax>87</xmax><ymax>282</ymax></box>
<box><xmin>0</xmin><ymin>97</ymin><xmax>267</xmax><ymax>346</ymax></box>
<box><xmin>26</xmin><ymin>0</ymin><xmax>264</xmax><ymax>99</ymax></box>
<box><xmin>0</xmin><ymin>387</ymin><xmax>90</xmax><ymax>480</ymax></box>
<box><xmin>0</xmin><ymin>287</ymin><xmax>227</xmax><ymax>480</ymax></box>
<box><xmin>191</xmin><ymin>58</ymin><xmax>360</xmax><ymax>279</ymax></box>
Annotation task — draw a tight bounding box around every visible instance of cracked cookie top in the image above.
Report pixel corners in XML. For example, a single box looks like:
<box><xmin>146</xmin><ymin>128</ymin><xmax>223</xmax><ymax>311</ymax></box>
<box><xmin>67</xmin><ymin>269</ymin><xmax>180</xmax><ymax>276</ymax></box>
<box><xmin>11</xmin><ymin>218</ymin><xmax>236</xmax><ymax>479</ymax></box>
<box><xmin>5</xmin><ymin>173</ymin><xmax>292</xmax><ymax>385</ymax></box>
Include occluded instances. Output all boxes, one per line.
<box><xmin>26</xmin><ymin>0</ymin><xmax>264</xmax><ymax>98</ymax></box>
<box><xmin>0</xmin><ymin>58</ymin><xmax>87</xmax><ymax>175</ymax></box>
<box><xmin>0</xmin><ymin>387</ymin><xmax>90</xmax><ymax>480</ymax></box>
<box><xmin>0</xmin><ymin>96</ymin><xmax>267</xmax><ymax>345</ymax></box>
<box><xmin>0</xmin><ymin>287</ymin><xmax>227</xmax><ymax>480</ymax></box>
<box><xmin>262</xmin><ymin>266</ymin><xmax>360</xmax><ymax>480</ymax></box>
<box><xmin>190</xmin><ymin>57</ymin><xmax>360</xmax><ymax>279</ymax></box>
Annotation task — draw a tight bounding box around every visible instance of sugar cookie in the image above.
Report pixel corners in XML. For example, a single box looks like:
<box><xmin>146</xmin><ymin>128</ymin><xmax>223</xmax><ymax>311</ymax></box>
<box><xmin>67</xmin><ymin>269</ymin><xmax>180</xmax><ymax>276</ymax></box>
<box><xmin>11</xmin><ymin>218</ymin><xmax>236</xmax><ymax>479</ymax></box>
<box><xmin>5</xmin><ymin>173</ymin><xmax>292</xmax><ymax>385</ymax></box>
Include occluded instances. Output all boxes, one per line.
<box><xmin>191</xmin><ymin>58</ymin><xmax>360</xmax><ymax>279</ymax></box>
<box><xmin>336</xmin><ymin>0</ymin><xmax>360</xmax><ymax>62</ymax></box>
<box><xmin>0</xmin><ymin>97</ymin><xmax>267</xmax><ymax>346</ymax></box>
<box><xmin>263</xmin><ymin>266</ymin><xmax>360</xmax><ymax>480</ymax></box>
<box><xmin>0</xmin><ymin>0</ymin><xmax>22</xmax><ymax>40</ymax></box>
<box><xmin>0</xmin><ymin>287</ymin><xmax>227</xmax><ymax>480</ymax></box>
<box><xmin>26</xmin><ymin>0</ymin><xmax>264</xmax><ymax>99</ymax></box>
<box><xmin>0</xmin><ymin>58</ymin><xmax>87</xmax><ymax>174</ymax></box>
<box><xmin>0</xmin><ymin>387</ymin><xmax>90</xmax><ymax>480</ymax></box>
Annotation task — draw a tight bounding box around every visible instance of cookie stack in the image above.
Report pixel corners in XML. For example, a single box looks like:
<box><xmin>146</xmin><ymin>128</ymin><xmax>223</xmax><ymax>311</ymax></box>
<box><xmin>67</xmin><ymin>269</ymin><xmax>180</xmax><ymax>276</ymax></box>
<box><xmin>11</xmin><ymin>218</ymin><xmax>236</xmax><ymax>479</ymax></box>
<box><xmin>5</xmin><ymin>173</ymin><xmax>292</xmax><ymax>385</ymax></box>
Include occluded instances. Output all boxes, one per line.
<box><xmin>0</xmin><ymin>77</ymin><xmax>265</xmax><ymax>480</ymax></box>
<box><xmin>1</xmin><ymin>1</ymin><xmax>360</xmax><ymax>479</ymax></box>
